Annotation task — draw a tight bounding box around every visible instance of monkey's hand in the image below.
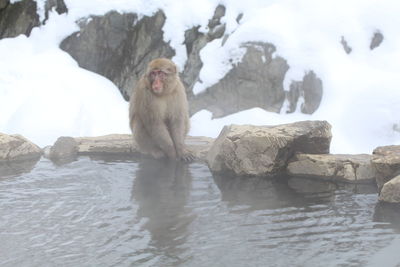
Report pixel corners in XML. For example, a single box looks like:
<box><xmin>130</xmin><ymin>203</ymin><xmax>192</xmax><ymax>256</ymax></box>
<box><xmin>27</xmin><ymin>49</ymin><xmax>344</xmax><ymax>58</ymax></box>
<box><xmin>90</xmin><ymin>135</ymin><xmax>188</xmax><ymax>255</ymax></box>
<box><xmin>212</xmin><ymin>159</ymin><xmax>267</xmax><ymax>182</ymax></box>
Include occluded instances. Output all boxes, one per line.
<box><xmin>180</xmin><ymin>149</ymin><xmax>195</xmax><ymax>162</ymax></box>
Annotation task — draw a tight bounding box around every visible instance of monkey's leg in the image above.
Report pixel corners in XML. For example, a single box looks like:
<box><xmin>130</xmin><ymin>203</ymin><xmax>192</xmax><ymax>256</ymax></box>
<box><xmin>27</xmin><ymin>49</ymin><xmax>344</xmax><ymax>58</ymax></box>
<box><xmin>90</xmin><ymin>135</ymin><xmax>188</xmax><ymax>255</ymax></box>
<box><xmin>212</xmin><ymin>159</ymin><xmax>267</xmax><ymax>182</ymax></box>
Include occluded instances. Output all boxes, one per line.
<box><xmin>169</xmin><ymin>119</ymin><xmax>194</xmax><ymax>162</ymax></box>
<box><xmin>134</xmin><ymin>121</ymin><xmax>165</xmax><ymax>159</ymax></box>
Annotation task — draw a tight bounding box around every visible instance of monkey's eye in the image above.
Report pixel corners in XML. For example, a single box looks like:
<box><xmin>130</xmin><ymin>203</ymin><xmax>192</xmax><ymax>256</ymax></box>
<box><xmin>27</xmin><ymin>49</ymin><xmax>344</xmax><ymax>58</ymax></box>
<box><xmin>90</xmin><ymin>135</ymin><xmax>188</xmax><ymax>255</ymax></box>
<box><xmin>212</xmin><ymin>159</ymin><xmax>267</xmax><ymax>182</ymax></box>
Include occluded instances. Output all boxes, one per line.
<box><xmin>150</xmin><ymin>70</ymin><xmax>167</xmax><ymax>80</ymax></box>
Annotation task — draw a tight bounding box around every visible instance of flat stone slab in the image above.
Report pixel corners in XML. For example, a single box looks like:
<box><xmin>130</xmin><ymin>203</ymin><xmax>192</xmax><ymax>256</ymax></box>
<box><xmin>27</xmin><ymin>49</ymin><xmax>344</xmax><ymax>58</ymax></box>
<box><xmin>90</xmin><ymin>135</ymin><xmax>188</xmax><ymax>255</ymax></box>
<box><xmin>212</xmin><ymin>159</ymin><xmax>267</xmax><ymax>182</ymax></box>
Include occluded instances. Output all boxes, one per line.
<box><xmin>46</xmin><ymin>134</ymin><xmax>214</xmax><ymax>162</ymax></box>
<box><xmin>0</xmin><ymin>133</ymin><xmax>42</xmax><ymax>162</ymax></box>
<box><xmin>287</xmin><ymin>153</ymin><xmax>376</xmax><ymax>183</ymax></box>
<box><xmin>75</xmin><ymin>134</ymin><xmax>139</xmax><ymax>155</ymax></box>
<box><xmin>379</xmin><ymin>175</ymin><xmax>400</xmax><ymax>203</ymax></box>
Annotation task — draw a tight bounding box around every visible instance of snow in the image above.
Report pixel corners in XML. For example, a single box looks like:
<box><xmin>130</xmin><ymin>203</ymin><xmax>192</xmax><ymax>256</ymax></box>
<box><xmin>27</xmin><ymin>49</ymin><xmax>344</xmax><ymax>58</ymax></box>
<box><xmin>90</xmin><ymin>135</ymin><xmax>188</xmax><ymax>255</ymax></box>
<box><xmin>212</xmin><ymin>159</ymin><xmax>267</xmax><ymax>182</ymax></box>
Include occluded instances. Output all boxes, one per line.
<box><xmin>0</xmin><ymin>0</ymin><xmax>399</xmax><ymax>153</ymax></box>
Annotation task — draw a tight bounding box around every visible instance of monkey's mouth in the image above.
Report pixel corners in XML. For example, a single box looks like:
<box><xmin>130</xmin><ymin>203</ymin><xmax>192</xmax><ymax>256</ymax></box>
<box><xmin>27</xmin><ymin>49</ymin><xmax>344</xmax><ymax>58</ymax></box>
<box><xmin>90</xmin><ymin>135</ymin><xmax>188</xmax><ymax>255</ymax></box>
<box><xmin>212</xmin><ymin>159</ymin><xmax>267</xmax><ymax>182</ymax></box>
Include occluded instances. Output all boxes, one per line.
<box><xmin>152</xmin><ymin>86</ymin><xmax>163</xmax><ymax>94</ymax></box>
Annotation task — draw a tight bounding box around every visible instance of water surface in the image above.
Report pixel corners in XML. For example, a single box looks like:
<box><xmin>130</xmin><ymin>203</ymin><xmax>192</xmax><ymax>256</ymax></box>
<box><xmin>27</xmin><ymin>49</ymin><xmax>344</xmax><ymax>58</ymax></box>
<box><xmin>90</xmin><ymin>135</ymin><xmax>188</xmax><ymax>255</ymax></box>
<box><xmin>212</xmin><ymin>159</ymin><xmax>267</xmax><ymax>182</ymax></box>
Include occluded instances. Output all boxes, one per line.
<box><xmin>0</xmin><ymin>156</ymin><xmax>399</xmax><ymax>267</ymax></box>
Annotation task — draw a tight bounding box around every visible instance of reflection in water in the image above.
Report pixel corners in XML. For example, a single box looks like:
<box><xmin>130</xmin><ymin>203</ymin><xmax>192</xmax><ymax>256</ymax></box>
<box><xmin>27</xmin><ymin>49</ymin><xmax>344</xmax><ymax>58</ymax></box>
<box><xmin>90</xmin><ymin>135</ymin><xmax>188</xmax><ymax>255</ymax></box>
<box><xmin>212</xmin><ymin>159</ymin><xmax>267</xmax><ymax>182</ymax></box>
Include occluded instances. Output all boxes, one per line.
<box><xmin>374</xmin><ymin>202</ymin><xmax>400</xmax><ymax>229</ymax></box>
<box><xmin>0</xmin><ymin>158</ymin><xmax>40</xmax><ymax>178</ymax></box>
<box><xmin>132</xmin><ymin>159</ymin><xmax>194</xmax><ymax>265</ymax></box>
<box><xmin>213</xmin><ymin>174</ymin><xmax>337</xmax><ymax>209</ymax></box>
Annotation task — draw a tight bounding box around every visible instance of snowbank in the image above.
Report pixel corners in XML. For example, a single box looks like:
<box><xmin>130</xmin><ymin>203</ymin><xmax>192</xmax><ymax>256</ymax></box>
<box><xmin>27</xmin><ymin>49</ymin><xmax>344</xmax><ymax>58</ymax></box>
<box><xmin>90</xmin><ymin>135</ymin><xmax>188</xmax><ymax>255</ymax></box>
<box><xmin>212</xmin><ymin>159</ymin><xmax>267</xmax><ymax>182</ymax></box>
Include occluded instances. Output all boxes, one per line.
<box><xmin>0</xmin><ymin>0</ymin><xmax>399</xmax><ymax>153</ymax></box>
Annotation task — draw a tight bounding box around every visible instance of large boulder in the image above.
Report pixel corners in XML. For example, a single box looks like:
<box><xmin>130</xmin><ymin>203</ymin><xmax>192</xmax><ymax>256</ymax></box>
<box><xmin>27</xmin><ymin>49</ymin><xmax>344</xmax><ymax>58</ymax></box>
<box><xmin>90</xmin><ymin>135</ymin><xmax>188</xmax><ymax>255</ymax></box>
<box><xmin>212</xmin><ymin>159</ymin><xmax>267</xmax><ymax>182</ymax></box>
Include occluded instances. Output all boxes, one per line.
<box><xmin>0</xmin><ymin>133</ymin><xmax>42</xmax><ymax>161</ymax></box>
<box><xmin>371</xmin><ymin>145</ymin><xmax>400</xmax><ymax>191</ymax></box>
<box><xmin>287</xmin><ymin>154</ymin><xmax>376</xmax><ymax>183</ymax></box>
<box><xmin>207</xmin><ymin>120</ymin><xmax>332</xmax><ymax>176</ymax></box>
<box><xmin>379</xmin><ymin>175</ymin><xmax>400</xmax><ymax>203</ymax></box>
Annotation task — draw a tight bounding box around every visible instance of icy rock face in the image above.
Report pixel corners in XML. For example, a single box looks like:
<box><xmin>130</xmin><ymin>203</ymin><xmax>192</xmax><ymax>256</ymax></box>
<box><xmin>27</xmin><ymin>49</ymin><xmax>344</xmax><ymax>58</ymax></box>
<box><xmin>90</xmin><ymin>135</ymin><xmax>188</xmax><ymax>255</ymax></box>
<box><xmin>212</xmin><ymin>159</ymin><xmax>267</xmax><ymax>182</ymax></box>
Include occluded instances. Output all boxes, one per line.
<box><xmin>0</xmin><ymin>0</ymin><xmax>67</xmax><ymax>39</ymax></box>
<box><xmin>190</xmin><ymin>42</ymin><xmax>288</xmax><ymax>118</ymax></box>
<box><xmin>0</xmin><ymin>0</ymin><xmax>40</xmax><ymax>39</ymax></box>
<box><xmin>0</xmin><ymin>133</ymin><xmax>42</xmax><ymax>162</ymax></box>
<box><xmin>206</xmin><ymin>120</ymin><xmax>332</xmax><ymax>176</ymax></box>
<box><xmin>59</xmin><ymin>4</ymin><xmax>323</xmax><ymax>117</ymax></box>
<box><xmin>60</xmin><ymin>10</ymin><xmax>175</xmax><ymax>101</ymax></box>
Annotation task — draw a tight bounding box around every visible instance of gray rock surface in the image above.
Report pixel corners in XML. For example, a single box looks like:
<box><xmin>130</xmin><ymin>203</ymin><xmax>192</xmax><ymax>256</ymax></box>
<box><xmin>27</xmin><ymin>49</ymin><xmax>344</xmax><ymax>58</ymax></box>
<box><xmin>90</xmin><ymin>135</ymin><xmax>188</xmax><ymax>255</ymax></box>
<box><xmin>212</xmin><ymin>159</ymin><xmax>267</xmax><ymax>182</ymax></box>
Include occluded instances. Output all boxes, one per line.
<box><xmin>75</xmin><ymin>134</ymin><xmax>139</xmax><ymax>155</ymax></box>
<box><xmin>190</xmin><ymin>42</ymin><xmax>288</xmax><ymax>118</ymax></box>
<box><xmin>0</xmin><ymin>0</ymin><xmax>39</xmax><ymax>39</ymax></box>
<box><xmin>0</xmin><ymin>0</ymin><xmax>67</xmax><ymax>39</ymax></box>
<box><xmin>370</xmin><ymin>31</ymin><xmax>384</xmax><ymax>50</ymax></box>
<box><xmin>287</xmin><ymin>153</ymin><xmax>376</xmax><ymax>183</ymax></box>
<box><xmin>60</xmin><ymin>10</ymin><xmax>175</xmax><ymax>100</ymax></box>
<box><xmin>46</xmin><ymin>134</ymin><xmax>214</xmax><ymax>162</ymax></box>
<box><xmin>340</xmin><ymin>36</ymin><xmax>352</xmax><ymax>54</ymax></box>
<box><xmin>182</xmin><ymin>4</ymin><xmax>226</xmax><ymax>94</ymax></box>
<box><xmin>379</xmin><ymin>175</ymin><xmax>400</xmax><ymax>203</ymax></box>
<box><xmin>0</xmin><ymin>133</ymin><xmax>42</xmax><ymax>161</ymax></box>
<box><xmin>207</xmin><ymin>120</ymin><xmax>332</xmax><ymax>176</ymax></box>
<box><xmin>371</xmin><ymin>145</ymin><xmax>400</xmax><ymax>191</ymax></box>
<box><xmin>48</xmin><ymin>136</ymin><xmax>78</xmax><ymax>160</ymax></box>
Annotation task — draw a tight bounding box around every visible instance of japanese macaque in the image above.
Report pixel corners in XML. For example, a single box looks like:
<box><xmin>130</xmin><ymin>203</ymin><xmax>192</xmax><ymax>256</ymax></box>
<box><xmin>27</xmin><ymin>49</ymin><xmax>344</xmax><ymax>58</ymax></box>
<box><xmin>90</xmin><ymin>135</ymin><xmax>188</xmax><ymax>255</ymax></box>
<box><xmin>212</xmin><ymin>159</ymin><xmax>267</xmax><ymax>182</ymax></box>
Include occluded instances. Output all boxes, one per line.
<box><xmin>129</xmin><ymin>58</ymin><xmax>194</xmax><ymax>162</ymax></box>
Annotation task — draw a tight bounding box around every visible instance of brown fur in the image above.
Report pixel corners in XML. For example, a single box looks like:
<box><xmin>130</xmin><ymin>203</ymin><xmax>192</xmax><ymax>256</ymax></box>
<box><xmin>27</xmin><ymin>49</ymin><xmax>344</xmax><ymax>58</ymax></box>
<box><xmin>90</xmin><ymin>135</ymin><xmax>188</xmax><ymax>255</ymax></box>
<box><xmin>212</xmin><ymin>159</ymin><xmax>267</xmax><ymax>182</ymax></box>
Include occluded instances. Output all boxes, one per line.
<box><xmin>129</xmin><ymin>58</ymin><xmax>193</xmax><ymax>161</ymax></box>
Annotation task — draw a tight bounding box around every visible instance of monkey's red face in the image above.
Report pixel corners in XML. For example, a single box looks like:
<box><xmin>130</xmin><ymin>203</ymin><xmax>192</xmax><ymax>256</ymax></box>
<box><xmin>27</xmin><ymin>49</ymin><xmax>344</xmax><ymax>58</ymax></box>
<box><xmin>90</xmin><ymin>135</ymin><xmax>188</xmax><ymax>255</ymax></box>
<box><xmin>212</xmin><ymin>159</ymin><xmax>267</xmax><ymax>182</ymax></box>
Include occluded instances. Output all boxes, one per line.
<box><xmin>149</xmin><ymin>70</ymin><xmax>167</xmax><ymax>94</ymax></box>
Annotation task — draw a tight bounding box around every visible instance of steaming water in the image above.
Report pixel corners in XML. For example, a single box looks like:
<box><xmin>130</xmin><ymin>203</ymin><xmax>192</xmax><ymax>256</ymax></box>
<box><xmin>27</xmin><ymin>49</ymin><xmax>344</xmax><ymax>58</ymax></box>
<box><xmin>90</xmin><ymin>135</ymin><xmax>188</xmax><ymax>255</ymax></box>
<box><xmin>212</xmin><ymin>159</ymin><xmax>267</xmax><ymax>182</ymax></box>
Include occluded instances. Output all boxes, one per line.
<box><xmin>0</xmin><ymin>157</ymin><xmax>399</xmax><ymax>267</ymax></box>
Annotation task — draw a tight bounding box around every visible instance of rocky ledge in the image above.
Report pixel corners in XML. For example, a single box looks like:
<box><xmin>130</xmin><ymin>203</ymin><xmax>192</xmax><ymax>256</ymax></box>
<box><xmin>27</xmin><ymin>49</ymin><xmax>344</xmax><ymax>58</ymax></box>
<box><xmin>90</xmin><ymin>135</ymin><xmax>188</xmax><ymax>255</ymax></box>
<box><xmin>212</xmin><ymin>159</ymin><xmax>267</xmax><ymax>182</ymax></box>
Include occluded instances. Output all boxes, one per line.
<box><xmin>1</xmin><ymin>120</ymin><xmax>400</xmax><ymax>203</ymax></box>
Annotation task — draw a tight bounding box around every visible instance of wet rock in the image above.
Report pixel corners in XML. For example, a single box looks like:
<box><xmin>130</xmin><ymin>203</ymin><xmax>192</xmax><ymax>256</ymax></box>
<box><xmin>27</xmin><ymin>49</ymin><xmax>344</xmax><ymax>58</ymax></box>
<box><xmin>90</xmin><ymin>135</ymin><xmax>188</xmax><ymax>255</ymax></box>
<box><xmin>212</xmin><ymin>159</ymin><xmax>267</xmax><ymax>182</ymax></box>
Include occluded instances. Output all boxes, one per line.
<box><xmin>0</xmin><ymin>133</ymin><xmax>42</xmax><ymax>161</ymax></box>
<box><xmin>207</xmin><ymin>120</ymin><xmax>332</xmax><ymax>176</ymax></box>
<box><xmin>60</xmin><ymin>10</ymin><xmax>175</xmax><ymax>100</ymax></box>
<box><xmin>287</xmin><ymin>153</ymin><xmax>376</xmax><ymax>183</ymax></box>
<box><xmin>48</xmin><ymin>136</ymin><xmax>78</xmax><ymax>161</ymax></box>
<box><xmin>0</xmin><ymin>0</ymin><xmax>40</xmax><ymax>39</ymax></box>
<box><xmin>371</xmin><ymin>145</ymin><xmax>400</xmax><ymax>191</ymax></box>
<box><xmin>370</xmin><ymin>31</ymin><xmax>384</xmax><ymax>50</ymax></box>
<box><xmin>379</xmin><ymin>175</ymin><xmax>400</xmax><ymax>203</ymax></box>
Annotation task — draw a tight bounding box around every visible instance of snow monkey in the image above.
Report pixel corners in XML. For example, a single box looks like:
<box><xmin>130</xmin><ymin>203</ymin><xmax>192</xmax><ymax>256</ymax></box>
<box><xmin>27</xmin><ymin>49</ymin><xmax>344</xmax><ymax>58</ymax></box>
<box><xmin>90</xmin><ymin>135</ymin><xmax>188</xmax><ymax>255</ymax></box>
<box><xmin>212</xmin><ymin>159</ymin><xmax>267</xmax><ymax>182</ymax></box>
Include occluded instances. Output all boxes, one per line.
<box><xmin>129</xmin><ymin>58</ymin><xmax>194</xmax><ymax>162</ymax></box>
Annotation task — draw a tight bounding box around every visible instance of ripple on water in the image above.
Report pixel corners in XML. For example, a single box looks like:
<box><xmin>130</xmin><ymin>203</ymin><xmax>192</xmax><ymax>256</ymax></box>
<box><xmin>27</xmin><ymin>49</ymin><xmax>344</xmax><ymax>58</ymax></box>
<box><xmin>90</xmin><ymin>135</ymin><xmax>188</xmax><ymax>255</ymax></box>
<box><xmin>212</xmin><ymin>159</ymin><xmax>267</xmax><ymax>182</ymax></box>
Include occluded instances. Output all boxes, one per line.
<box><xmin>0</xmin><ymin>157</ymin><xmax>399</xmax><ymax>267</ymax></box>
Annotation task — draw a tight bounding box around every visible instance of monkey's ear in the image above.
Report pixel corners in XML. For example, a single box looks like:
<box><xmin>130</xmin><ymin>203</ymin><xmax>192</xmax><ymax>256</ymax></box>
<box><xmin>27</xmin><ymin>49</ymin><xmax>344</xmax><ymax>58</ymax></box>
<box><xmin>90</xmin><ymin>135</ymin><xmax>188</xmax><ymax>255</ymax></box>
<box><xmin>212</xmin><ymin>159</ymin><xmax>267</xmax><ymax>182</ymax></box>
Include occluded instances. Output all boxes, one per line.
<box><xmin>167</xmin><ymin>64</ymin><xmax>177</xmax><ymax>74</ymax></box>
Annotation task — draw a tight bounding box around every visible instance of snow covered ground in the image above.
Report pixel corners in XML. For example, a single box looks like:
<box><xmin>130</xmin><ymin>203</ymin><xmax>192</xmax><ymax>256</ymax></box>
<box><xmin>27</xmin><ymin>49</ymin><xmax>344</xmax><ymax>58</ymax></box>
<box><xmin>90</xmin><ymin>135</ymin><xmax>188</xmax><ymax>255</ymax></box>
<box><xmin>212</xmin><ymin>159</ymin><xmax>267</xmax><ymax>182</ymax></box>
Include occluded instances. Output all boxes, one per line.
<box><xmin>1</xmin><ymin>0</ymin><xmax>400</xmax><ymax>154</ymax></box>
